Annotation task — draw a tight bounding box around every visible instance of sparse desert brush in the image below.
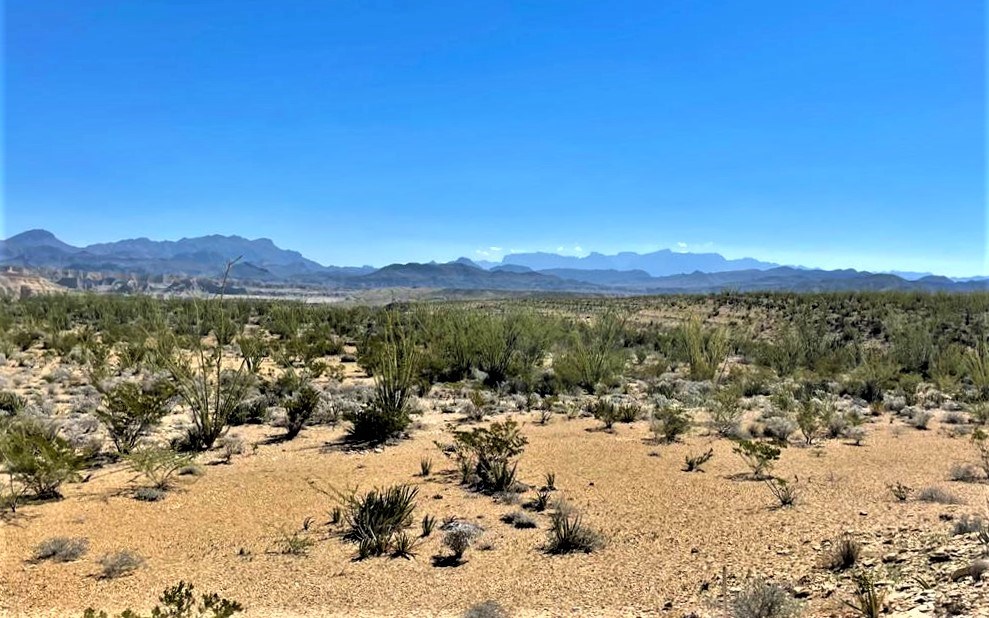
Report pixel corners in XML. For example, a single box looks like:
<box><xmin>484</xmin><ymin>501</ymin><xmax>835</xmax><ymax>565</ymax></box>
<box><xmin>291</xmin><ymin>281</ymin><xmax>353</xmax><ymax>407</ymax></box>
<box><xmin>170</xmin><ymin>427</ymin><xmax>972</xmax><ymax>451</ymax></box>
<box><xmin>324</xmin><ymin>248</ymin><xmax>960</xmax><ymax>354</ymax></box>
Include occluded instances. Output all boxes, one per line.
<box><xmin>732</xmin><ymin>577</ymin><xmax>802</xmax><ymax>618</ymax></box>
<box><xmin>709</xmin><ymin>384</ymin><xmax>743</xmax><ymax>437</ymax></box>
<box><xmin>824</xmin><ymin>534</ymin><xmax>861</xmax><ymax>571</ymax></box>
<box><xmin>843</xmin><ymin>571</ymin><xmax>886</xmax><ymax>618</ymax></box>
<box><xmin>501</xmin><ymin>510</ymin><xmax>537</xmax><ymax>529</ymax></box>
<box><xmin>651</xmin><ymin>401</ymin><xmax>691</xmax><ymax>443</ymax></box>
<box><xmin>94</xmin><ymin>378</ymin><xmax>175</xmax><ymax>454</ymax></box>
<box><xmin>764</xmin><ymin>476</ymin><xmax>800</xmax><ymax>508</ymax></box>
<box><xmin>440</xmin><ymin>520</ymin><xmax>484</xmax><ymax>564</ymax></box>
<box><xmin>463</xmin><ymin>600</ymin><xmax>511</xmax><ymax>618</ymax></box>
<box><xmin>275</xmin><ymin>518</ymin><xmax>316</xmax><ymax>556</ymax></box>
<box><xmin>683</xmin><ymin>448</ymin><xmax>714</xmax><ymax>472</ymax></box>
<box><xmin>917</xmin><ymin>485</ymin><xmax>963</xmax><ymax>505</ymax></box>
<box><xmin>127</xmin><ymin>446</ymin><xmax>193</xmax><ymax>491</ymax></box>
<box><xmin>32</xmin><ymin>536</ymin><xmax>88</xmax><ymax>562</ymax></box>
<box><xmin>453</xmin><ymin>418</ymin><xmax>528</xmax><ymax>493</ymax></box>
<box><xmin>732</xmin><ymin>439</ymin><xmax>782</xmax><ymax>479</ymax></box>
<box><xmin>341</xmin><ymin>484</ymin><xmax>418</xmax><ymax>559</ymax></box>
<box><xmin>83</xmin><ymin>580</ymin><xmax>243</xmax><ymax>618</ymax></box>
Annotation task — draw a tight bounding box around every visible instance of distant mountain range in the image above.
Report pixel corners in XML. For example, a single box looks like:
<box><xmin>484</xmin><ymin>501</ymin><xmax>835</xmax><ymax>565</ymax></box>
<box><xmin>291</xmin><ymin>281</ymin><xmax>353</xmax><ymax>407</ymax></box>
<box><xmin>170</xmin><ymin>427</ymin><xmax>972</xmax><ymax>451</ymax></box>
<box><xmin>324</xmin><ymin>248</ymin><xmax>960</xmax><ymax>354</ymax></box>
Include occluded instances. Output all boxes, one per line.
<box><xmin>1</xmin><ymin>229</ymin><xmax>985</xmax><ymax>294</ymax></box>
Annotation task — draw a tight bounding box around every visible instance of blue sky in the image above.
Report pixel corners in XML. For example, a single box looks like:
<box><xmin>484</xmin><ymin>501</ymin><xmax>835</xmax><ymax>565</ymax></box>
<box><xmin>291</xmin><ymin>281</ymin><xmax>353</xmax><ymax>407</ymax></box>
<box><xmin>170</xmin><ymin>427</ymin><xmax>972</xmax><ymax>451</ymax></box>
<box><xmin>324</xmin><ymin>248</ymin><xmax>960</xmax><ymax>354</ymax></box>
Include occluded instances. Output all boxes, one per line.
<box><xmin>4</xmin><ymin>1</ymin><xmax>986</xmax><ymax>275</ymax></box>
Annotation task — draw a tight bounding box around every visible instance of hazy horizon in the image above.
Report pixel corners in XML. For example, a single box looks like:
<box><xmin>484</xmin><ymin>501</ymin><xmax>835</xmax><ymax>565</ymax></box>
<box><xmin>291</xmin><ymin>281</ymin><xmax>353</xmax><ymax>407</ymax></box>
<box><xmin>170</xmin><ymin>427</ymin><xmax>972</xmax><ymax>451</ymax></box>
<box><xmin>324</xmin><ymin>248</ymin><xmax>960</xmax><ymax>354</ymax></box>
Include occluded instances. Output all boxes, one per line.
<box><xmin>5</xmin><ymin>2</ymin><xmax>986</xmax><ymax>276</ymax></box>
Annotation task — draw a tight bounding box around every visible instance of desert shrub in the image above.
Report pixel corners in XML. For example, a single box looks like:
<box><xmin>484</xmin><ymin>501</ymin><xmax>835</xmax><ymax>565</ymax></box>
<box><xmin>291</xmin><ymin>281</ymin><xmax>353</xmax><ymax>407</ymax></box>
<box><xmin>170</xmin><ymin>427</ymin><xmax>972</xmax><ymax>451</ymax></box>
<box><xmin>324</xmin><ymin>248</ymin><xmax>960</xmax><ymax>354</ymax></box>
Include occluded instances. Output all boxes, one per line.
<box><xmin>275</xmin><ymin>518</ymin><xmax>316</xmax><ymax>556</ymax></box>
<box><xmin>825</xmin><ymin>534</ymin><xmax>861</xmax><ymax>571</ymax></box>
<box><xmin>283</xmin><ymin>382</ymin><xmax>320</xmax><ymax>440</ymax></box>
<box><xmin>441</xmin><ymin>520</ymin><xmax>483</xmax><ymax>563</ymax></box>
<box><xmin>888</xmin><ymin>482</ymin><xmax>912</xmax><ymax>502</ymax></box>
<box><xmin>553</xmin><ymin>311</ymin><xmax>627</xmax><ymax>392</ymax></box>
<box><xmin>463</xmin><ymin>600</ymin><xmax>511</xmax><ymax>618</ymax></box>
<box><xmin>917</xmin><ymin>486</ymin><xmax>963</xmax><ymax>505</ymax></box>
<box><xmin>616</xmin><ymin>402</ymin><xmax>642</xmax><ymax>423</ymax></box>
<box><xmin>32</xmin><ymin>536</ymin><xmax>88</xmax><ymax>562</ymax></box>
<box><xmin>472</xmin><ymin>311</ymin><xmax>550</xmax><ymax>387</ymax></box>
<box><xmin>709</xmin><ymin>384</ymin><xmax>743</xmax><ymax>437</ymax></box>
<box><xmin>951</xmin><ymin>514</ymin><xmax>986</xmax><ymax>536</ymax></box>
<box><xmin>683</xmin><ymin>448</ymin><xmax>714</xmax><ymax>472</ymax></box>
<box><xmin>846</xmin><ymin>351</ymin><xmax>900</xmax><ymax>403</ymax></box>
<box><xmin>453</xmin><ymin>419</ymin><xmax>528</xmax><ymax>493</ymax></box>
<box><xmin>843</xmin><ymin>571</ymin><xmax>886</xmax><ymax>618</ymax></box>
<box><xmin>229</xmin><ymin>395</ymin><xmax>271</xmax><ymax>426</ymax></box>
<box><xmin>134</xmin><ymin>486</ymin><xmax>166</xmax><ymax>502</ymax></box>
<box><xmin>965</xmin><ymin>340</ymin><xmax>989</xmax><ymax>401</ymax></box>
<box><xmin>907</xmin><ymin>409</ymin><xmax>932</xmax><ymax>430</ymax></box>
<box><xmin>82</xmin><ymin>580</ymin><xmax>243</xmax><ymax>618</ymax></box>
<box><xmin>0</xmin><ymin>417</ymin><xmax>82</xmax><ymax>499</ymax></box>
<box><xmin>237</xmin><ymin>334</ymin><xmax>268</xmax><ymax>375</ymax></box>
<box><xmin>98</xmin><ymin>550</ymin><xmax>145</xmax><ymax>579</ymax></box>
<box><xmin>95</xmin><ymin>379</ymin><xmax>175</xmax><ymax>454</ymax></box>
<box><xmin>732</xmin><ymin>577</ymin><xmax>802</xmax><ymax>618</ymax></box>
<box><xmin>949</xmin><ymin>462</ymin><xmax>981</xmax><ymax>483</ymax></box>
<box><xmin>764</xmin><ymin>476</ymin><xmax>799</xmax><ymax>508</ymax></box>
<box><xmin>732</xmin><ymin>439</ymin><xmax>782</xmax><ymax>479</ymax></box>
<box><xmin>650</xmin><ymin>402</ymin><xmax>691</xmax><ymax>443</ymax></box>
<box><xmin>347</xmin><ymin>314</ymin><xmax>421</xmax><ymax>444</ymax></box>
<box><xmin>546</xmin><ymin>506</ymin><xmax>602</xmax><ymax>554</ymax></box>
<box><xmin>127</xmin><ymin>447</ymin><xmax>193</xmax><ymax>491</ymax></box>
<box><xmin>501</xmin><ymin>511</ymin><xmax>537</xmax><ymax>529</ymax></box>
<box><xmin>678</xmin><ymin>317</ymin><xmax>729</xmax><ymax>382</ymax></box>
<box><xmin>0</xmin><ymin>391</ymin><xmax>25</xmax><ymax>416</ymax></box>
<box><xmin>762</xmin><ymin>416</ymin><xmax>797</xmax><ymax>445</ymax></box>
<box><xmin>971</xmin><ymin>428</ymin><xmax>989</xmax><ymax>478</ymax></box>
<box><xmin>589</xmin><ymin>398</ymin><xmax>619</xmax><ymax>430</ymax></box>
<box><xmin>795</xmin><ymin>396</ymin><xmax>826</xmax><ymax>445</ymax></box>
<box><xmin>342</xmin><ymin>484</ymin><xmax>418</xmax><ymax>559</ymax></box>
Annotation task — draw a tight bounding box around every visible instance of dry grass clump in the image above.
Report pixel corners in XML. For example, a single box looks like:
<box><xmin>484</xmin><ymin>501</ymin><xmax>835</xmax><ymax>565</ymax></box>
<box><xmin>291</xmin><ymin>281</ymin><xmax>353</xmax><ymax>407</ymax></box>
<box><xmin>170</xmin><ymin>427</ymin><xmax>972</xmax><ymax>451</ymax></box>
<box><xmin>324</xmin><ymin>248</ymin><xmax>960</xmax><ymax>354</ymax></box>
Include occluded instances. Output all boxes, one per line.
<box><xmin>824</xmin><ymin>534</ymin><xmax>861</xmax><ymax>571</ymax></box>
<box><xmin>546</xmin><ymin>502</ymin><xmax>602</xmax><ymax>554</ymax></box>
<box><xmin>732</xmin><ymin>577</ymin><xmax>802</xmax><ymax>618</ymax></box>
<box><xmin>917</xmin><ymin>486</ymin><xmax>963</xmax><ymax>505</ymax></box>
<box><xmin>501</xmin><ymin>511</ymin><xmax>537</xmax><ymax>529</ymax></box>
<box><xmin>98</xmin><ymin>550</ymin><xmax>145</xmax><ymax>579</ymax></box>
<box><xmin>32</xmin><ymin>536</ymin><xmax>88</xmax><ymax>563</ymax></box>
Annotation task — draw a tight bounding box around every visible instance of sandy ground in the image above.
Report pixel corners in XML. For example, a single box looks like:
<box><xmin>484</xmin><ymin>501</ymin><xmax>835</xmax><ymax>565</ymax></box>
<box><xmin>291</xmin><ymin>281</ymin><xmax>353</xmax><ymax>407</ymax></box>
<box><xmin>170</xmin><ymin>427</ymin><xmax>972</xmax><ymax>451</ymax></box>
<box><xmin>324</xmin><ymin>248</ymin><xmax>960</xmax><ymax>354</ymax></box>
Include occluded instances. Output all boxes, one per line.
<box><xmin>3</xmin><ymin>406</ymin><xmax>985</xmax><ymax>617</ymax></box>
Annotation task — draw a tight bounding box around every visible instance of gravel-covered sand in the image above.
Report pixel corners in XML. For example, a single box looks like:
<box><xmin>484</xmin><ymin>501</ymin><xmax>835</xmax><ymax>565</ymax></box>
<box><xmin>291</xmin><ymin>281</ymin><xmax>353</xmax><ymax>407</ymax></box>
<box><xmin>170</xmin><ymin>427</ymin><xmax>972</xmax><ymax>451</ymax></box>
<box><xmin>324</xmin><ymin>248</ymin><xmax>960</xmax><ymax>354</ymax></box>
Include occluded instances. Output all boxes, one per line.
<box><xmin>3</xmin><ymin>407</ymin><xmax>985</xmax><ymax>617</ymax></box>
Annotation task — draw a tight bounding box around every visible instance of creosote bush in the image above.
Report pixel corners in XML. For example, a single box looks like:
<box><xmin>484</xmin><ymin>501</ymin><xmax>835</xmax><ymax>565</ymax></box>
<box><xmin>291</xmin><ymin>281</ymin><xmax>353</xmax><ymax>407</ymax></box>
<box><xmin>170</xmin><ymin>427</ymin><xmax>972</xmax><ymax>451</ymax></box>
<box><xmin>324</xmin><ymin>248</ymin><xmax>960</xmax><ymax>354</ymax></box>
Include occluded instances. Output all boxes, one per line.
<box><xmin>453</xmin><ymin>419</ymin><xmax>528</xmax><ymax>493</ymax></box>
<box><xmin>732</xmin><ymin>439</ymin><xmax>782</xmax><ymax>480</ymax></box>
<box><xmin>94</xmin><ymin>379</ymin><xmax>175</xmax><ymax>454</ymax></box>
<box><xmin>0</xmin><ymin>417</ymin><xmax>82</xmax><ymax>499</ymax></box>
<box><xmin>127</xmin><ymin>447</ymin><xmax>193</xmax><ymax>491</ymax></box>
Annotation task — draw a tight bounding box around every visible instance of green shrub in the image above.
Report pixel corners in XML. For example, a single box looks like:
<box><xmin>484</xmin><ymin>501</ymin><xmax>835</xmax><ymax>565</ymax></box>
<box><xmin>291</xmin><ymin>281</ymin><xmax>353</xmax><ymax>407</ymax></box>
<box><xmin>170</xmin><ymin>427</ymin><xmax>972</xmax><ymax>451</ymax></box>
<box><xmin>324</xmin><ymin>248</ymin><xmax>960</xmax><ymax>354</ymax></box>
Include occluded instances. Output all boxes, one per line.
<box><xmin>553</xmin><ymin>311</ymin><xmax>627</xmax><ymax>392</ymax></box>
<box><xmin>95</xmin><ymin>380</ymin><xmax>175</xmax><ymax>454</ymax></box>
<box><xmin>0</xmin><ymin>417</ymin><xmax>82</xmax><ymax>499</ymax></box>
<box><xmin>678</xmin><ymin>317</ymin><xmax>729</xmax><ymax>382</ymax></box>
<box><xmin>709</xmin><ymin>384</ymin><xmax>743</xmax><ymax>437</ymax></box>
<box><xmin>650</xmin><ymin>402</ymin><xmax>691</xmax><ymax>443</ymax></box>
<box><xmin>82</xmin><ymin>581</ymin><xmax>243</xmax><ymax>618</ymax></box>
<box><xmin>453</xmin><ymin>419</ymin><xmax>528</xmax><ymax>493</ymax></box>
<box><xmin>283</xmin><ymin>383</ymin><xmax>320</xmax><ymax>440</ymax></box>
<box><xmin>127</xmin><ymin>447</ymin><xmax>193</xmax><ymax>491</ymax></box>
<box><xmin>732</xmin><ymin>439</ymin><xmax>782</xmax><ymax>479</ymax></box>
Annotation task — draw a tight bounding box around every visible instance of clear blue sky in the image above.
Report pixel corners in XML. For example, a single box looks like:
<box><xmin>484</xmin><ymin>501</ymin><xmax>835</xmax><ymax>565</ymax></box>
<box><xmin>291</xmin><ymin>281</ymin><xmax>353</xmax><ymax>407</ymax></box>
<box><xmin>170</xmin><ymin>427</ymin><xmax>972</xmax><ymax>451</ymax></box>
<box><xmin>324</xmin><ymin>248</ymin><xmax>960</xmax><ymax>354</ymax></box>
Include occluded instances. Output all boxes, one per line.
<box><xmin>4</xmin><ymin>1</ymin><xmax>986</xmax><ymax>275</ymax></box>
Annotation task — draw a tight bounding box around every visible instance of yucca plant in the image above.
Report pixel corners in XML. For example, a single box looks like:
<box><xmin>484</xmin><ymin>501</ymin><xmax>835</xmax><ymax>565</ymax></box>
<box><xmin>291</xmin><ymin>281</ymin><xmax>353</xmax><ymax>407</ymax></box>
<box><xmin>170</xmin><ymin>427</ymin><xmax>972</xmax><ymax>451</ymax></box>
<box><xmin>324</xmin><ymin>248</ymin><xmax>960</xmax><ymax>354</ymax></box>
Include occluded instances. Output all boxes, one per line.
<box><xmin>546</xmin><ymin>507</ymin><xmax>602</xmax><ymax>554</ymax></box>
<box><xmin>843</xmin><ymin>571</ymin><xmax>886</xmax><ymax>618</ymax></box>
<box><xmin>342</xmin><ymin>484</ymin><xmax>418</xmax><ymax>559</ymax></box>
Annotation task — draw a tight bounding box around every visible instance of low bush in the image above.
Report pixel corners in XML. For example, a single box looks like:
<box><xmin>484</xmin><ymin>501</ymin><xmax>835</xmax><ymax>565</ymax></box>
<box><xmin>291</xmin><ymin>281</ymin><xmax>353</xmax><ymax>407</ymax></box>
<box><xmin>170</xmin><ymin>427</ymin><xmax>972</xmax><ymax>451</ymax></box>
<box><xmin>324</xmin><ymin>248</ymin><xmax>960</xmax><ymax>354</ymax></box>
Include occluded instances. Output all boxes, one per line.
<box><xmin>501</xmin><ymin>511</ymin><xmax>537</xmax><ymax>529</ymax></box>
<box><xmin>453</xmin><ymin>419</ymin><xmax>528</xmax><ymax>493</ymax></box>
<box><xmin>917</xmin><ymin>486</ymin><xmax>963</xmax><ymax>505</ymax></box>
<box><xmin>732</xmin><ymin>577</ymin><xmax>802</xmax><ymax>618</ymax></box>
<box><xmin>98</xmin><ymin>550</ymin><xmax>145</xmax><ymax>579</ymax></box>
<box><xmin>825</xmin><ymin>534</ymin><xmax>861</xmax><ymax>571</ymax></box>
<box><xmin>83</xmin><ymin>580</ymin><xmax>243</xmax><ymax>618</ymax></box>
<box><xmin>127</xmin><ymin>447</ymin><xmax>193</xmax><ymax>491</ymax></box>
<box><xmin>32</xmin><ymin>537</ymin><xmax>88</xmax><ymax>562</ymax></box>
<box><xmin>650</xmin><ymin>402</ymin><xmax>691</xmax><ymax>443</ymax></box>
<box><xmin>0</xmin><ymin>417</ymin><xmax>82</xmax><ymax>499</ymax></box>
<box><xmin>732</xmin><ymin>439</ymin><xmax>782</xmax><ymax>479</ymax></box>
<box><xmin>683</xmin><ymin>448</ymin><xmax>714</xmax><ymax>472</ymax></box>
<box><xmin>95</xmin><ymin>379</ymin><xmax>175</xmax><ymax>454</ymax></box>
<box><xmin>283</xmin><ymin>383</ymin><xmax>320</xmax><ymax>440</ymax></box>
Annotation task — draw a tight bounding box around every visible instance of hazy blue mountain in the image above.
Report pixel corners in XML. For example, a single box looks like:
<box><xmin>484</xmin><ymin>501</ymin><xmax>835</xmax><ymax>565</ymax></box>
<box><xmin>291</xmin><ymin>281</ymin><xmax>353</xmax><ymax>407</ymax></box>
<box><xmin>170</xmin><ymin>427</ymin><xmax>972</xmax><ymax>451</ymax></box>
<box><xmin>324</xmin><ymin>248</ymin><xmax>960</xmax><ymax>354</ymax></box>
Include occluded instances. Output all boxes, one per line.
<box><xmin>501</xmin><ymin>249</ymin><xmax>778</xmax><ymax>276</ymax></box>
